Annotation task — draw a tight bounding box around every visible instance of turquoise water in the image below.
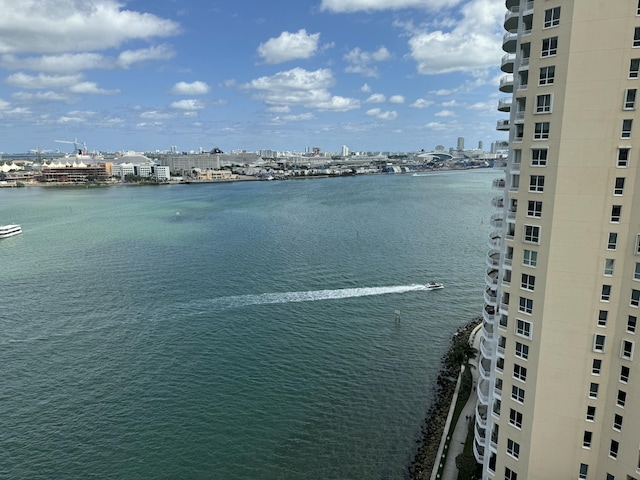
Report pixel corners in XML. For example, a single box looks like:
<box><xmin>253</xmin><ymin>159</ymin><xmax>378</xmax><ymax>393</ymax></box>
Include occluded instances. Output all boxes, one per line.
<box><xmin>0</xmin><ymin>171</ymin><xmax>495</xmax><ymax>479</ymax></box>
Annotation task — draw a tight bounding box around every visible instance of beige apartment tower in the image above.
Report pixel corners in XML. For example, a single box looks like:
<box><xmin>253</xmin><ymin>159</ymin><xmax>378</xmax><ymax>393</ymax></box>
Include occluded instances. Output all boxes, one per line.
<box><xmin>476</xmin><ymin>1</ymin><xmax>640</xmax><ymax>479</ymax></box>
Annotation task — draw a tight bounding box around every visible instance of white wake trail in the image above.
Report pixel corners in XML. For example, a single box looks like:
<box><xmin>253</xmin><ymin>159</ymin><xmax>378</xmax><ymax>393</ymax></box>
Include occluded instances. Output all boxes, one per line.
<box><xmin>203</xmin><ymin>284</ymin><xmax>428</xmax><ymax>310</ymax></box>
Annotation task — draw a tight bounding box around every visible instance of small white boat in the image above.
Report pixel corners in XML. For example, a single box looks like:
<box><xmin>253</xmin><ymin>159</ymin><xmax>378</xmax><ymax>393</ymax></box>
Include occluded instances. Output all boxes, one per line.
<box><xmin>0</xmin><ymin>224</ymin><xmax>22</xmax><ymax>238</ymax></box>
<box><xmin>425</xmin><ymin>282</ymin><xmax>444</xmax><ymax>291</ymax></box>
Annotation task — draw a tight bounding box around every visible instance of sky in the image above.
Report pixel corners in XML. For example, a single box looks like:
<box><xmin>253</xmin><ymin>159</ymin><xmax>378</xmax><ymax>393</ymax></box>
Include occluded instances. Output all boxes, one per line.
<box><xmin>0</xmin><ymin>0</ymin><xmax>509</xmax><ymax>154</ymax></box>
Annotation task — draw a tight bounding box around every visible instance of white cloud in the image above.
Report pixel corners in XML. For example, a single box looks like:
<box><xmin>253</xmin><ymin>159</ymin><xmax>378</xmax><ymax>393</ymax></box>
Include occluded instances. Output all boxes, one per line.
<box><xmin>170</xmin><ymin>99</ymin><xmax>204</xmax><ymax>110</ymax></box>
<box><xmin>69</xmin><ymin>82</ymin><xmax>119</xmax><ymax>94</ymax></box>
<box><xmin>344</xmin><ymin>46</ymin><xmax>391</xmax><ymax>77</ymax></box>
<box><xmin>257</xmin><ymin>29</ymin><xmax>320</xmax><ymax>64</ymax></box>
<box><xmin>320</xmin><ymin>0</ymin><xmax>461</xmax><ymax>13</ymax></box>
<box><xmin>426</xmin><ymin>121</ymin><xmax>448</xmax><ymax>130</ymax></box>
<box><xmin>366</xmin><ymin>93</ymin><xmax>386</xmax><ymax>103</ymax></box>
<box><xmin>245</xmin><ymin>67</ymin><xmax>360</xmax><ymax>112</ymax></box>
<box><xmin>361</xmin><ymin>83</ymin><xmax>371</xmax><ymax>93</ymax></box>
<box><xmin>117</xmin><ymin>45</ymin><xmax>175</xmax><ymax>68</ymax></box>
<box><xmin>411</xmin><ymin>98</ymin><xmax>434</xmax><ymax>108</ymax></box>
<box><xmin>434</xmin><ymin>109</ymin><xmax>455</xmax><ymax>117</ymax></box>
<box><xmin>171</xmin><ymin>81</ymin><xmax>210</xmax><ymax>95</ymax></box>
<box><xmin>6</xmin><ymin>72</ymin><xmax>82</xmax><ymax>89</ymax></box>
<box><xmin>0</xmin><ymin>0</ymin><xmax>180</xmax><ymax>54</ymax></box>
<box><xmin>366</xmin><ymin>108</ymin><xmax>397</xmax><ymax>120</ymax></box>
<box><xmin>140</xmin><ymin>111</ymin><xmax>173</xmax><ymax>120</ymax></box>
<box><xmin>407</xmin><ymin>0</ymin><xmax>503</xmax><ymax>75</ymax></box>
<box><xmin>389</xmin><ymin>95</ymin><xmax>405</xmax><ymax>104</ymax></box>
<box><xmin>269</xmin><ymin>113</ymin><xmax>316</xmax><ymax>124</ymax></box>
<box><xmin>442</xmin><ymin>100</ymin><xmax>460</xmax><ymax>107</ymax></box>
<box><xmin>12</xmin><ymin>90</ymin><xmax>70</xmax><ymax>101</ymax></box>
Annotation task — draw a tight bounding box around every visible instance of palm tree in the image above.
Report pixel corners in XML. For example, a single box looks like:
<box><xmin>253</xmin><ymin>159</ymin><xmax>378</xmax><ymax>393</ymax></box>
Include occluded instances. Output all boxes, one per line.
<box><xmin>446</xmin><ymin>340</ymin><xmax>478</xmax><ymax>371</ymax></box>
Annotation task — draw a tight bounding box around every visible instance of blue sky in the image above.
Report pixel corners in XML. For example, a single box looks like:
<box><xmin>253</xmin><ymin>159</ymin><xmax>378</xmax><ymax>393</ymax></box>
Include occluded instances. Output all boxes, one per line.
<box><xmin>0</xmin><ymin>0</ymin><xmax>508</xmax><ymax>154</ymax></box>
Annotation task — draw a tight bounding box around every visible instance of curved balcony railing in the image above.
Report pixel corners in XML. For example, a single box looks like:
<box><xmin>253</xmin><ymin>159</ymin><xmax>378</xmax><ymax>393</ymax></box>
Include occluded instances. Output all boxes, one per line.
<box><xmin>498</xmin><ymin>97</ymin><xmax>512</xmax><ymax>112</ymax></box>
<box><xmin>501</xmin><ymin>53</ymin><xmax>515</xmax><ymax>73</ymax></box>
<box><xmin>504</xmin><ymin>7</ymin><xmax>518</xmax><ymax>32</ymax></box>
<box><xmin>492</xmin><ymin>196</ymin><xmax>504</xmax><ymax>208</ymax></box>
<box><xmin>492</xmin><ymin>178</ymin><xmax>506</xmax><ymax>189</ymax></box>
<box><xmin>484</xmin><ymin>289</ymin><xmax>498</xmax><ymax>307</ymax></box>
<box><xmin>499</xmin><ymin>75</ymin><xmax>514</xmax><ymax>93</ymax></box>
<box><xmin>474</xmin><ymin>422</ymin><xmax>487</xmax><ymax>449</ymax></box>
<box><xmin>502</xmin><ymin>31</ymin><xmax>517</xmax><ymax>53</ymax></box>
<box><xmin>497</xmin><ymin>119</ymin><xmax>510</xmax><ymax>131</ymax></box>
<box><xmin>487</xmin><ymin>249</ymin><xmax>500</xmax><ymax>268</ymax></box>
<box><xmin>483</xmin><ymin>304</ymin><xmax>497</xmax><ymax>324</ymax></box>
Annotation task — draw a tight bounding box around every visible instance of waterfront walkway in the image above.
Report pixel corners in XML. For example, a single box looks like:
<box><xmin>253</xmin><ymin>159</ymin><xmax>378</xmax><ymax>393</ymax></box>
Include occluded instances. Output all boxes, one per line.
<box><xmin>439</xmin><ymin>325</ymin><xmax>482</xmax><ymax>480</ymax></box>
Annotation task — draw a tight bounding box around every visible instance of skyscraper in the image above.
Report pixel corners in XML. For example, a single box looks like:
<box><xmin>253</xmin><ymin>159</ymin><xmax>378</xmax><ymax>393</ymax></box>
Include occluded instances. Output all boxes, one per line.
<box><xmin>476</xmin><ymin>2</ymin><xmax>640</xmax><ymax>479</ymax></box>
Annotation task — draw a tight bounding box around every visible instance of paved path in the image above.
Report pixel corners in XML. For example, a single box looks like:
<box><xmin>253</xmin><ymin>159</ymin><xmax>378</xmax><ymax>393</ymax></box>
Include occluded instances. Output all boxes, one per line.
<box><xmin>440</xmin><ymin>326</ymin><xmax>482</xmax><ymax>480</ymax></box>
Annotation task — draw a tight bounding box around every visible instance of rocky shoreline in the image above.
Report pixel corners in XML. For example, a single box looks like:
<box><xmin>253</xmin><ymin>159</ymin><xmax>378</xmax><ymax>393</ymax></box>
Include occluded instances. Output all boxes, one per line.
<box><xmin>408</xmin><ymin>317</ymin><xmax>481</xmax><ymax>480</ymax></box>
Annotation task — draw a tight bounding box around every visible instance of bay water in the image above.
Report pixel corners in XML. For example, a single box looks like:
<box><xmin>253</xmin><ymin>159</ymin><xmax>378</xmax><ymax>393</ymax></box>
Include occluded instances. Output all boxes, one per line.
<box><xmin>0</xmin><ymin>170</ymin><xmax>495</xmax><ymax>479</ymax></box>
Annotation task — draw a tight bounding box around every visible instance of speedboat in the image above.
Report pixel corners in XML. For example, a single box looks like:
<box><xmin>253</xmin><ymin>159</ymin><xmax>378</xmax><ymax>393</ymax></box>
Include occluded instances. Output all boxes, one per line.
<box><xmin>0</xmin><ymin>224</ymin><xmax>22</xmax><ymax>238</ymax></box>
<box><xmin>425</xmin><ymin>282</ymin><xmax>444</xmax><ymax>291</ymax></box>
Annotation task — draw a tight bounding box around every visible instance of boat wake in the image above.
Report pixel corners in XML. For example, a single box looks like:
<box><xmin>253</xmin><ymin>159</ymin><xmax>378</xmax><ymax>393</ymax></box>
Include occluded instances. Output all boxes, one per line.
<box><xmin>196</xmin><ymin>284</ymin><xmax>430</xmax><ymax>311</ymax></box>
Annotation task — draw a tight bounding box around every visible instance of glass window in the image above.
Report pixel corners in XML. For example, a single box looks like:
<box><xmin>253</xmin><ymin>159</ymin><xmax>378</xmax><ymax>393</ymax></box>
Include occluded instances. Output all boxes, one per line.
<box><xmin>544</xmin><ymin>7</ymin><xmax>561</xmax><ymax>28</ymax></box>
<box><xmin>604</xmin><ymin>258</ymin><xmax>615</xmax><ymax>276</ymax></box>
<box><xmin>509</xmin><ymin>408</ymin><xmax>523</xmax><ymax>428</ymax></box>
<box><xmin>505</xmin><ymin>467</ymin><xmax>518</xmax><ymax>480</ymax></box>
<box><xmin>632</xmin><ymin>289</ymin><xmax>640</xmax><ymax>307</ymax></box>
<box><xmin>634</xmin><ymin>27</ymin><xmax>640</xmax><ymax>47</ymax></box>
<box><xmin>592</xmin><ymin>358</ymin><xmax>602</xmax><ymax>375</ymax></box>
<box><xmin>594</xmin><ymin>334</ymin><xmax>606</xmax><ymax>352</ymax></box>
<box><xmin>515</xmin><ymin>341</ymin><xmax>529</xmax><ymax>360</ymax></box>
<box><xmin>512</xmin><ymin>385</ymin><xmax>525</xmax><ymax>403</ymax></box>
<box><xmin>622</xmin><ymin>119</ymin><xmax>633</xmax><ymax>138</ymax></box>
<box><xmin>524</xmin><ymin>225</ymin><xmax>540</xmax><ymax>244</ymax></box>
<box><xmin>602</xmin><ymin>285</ymin><xmax>612</xmax><ymax>301</ymax></box>
<box><xmin>531</xmin><ymin>148</ymin><xmax>547</xmax><ymax>166</ymax></box>
<box><xmin>579</xmin><ymin>463</ymin><xmax>588</xmax><ymax>480</ymax></box>
<box><xmin>519</xmin><ymin>296</ymin><xmax>533</xmax><ymax>314</ymax></box>
<box><xmin>513</xmin><ymin>364</ymin><xmax>527</xmax><ymax>381</ymax></box>
<box><xmin>527</xmin><ymin>200</ymin><xmax>542</xmax><ymax>217</ymax></box>
<box><xmin>521</xmin><ymin>273</ymin><xmax>535</xmax><ymax>290</ymax></box>
<box><xmin>507</xmin><ymin>438</ymin><xmax>520</xmax><ymax>458</ymax></box>
<box><xmin>536</xmin><ymin>93</ymin><xmax>552</xmax><ymax>113</ymax></box>
<box><xmin>542</xmin><ymin>37</ymin><xmax>558</xmax><ymax>57</ymax></box>
<box><xmin>614</xmin><ymin>177</ymin><xmax>625</xmax><ymax>195</ymax></box>
<box><xmin>635</xmin><ymin>263</ymin><xmax>640</xmax><ymax>280</ymax></box>
<box><xmin>516</xmin><ymin>319</ymin><xmax>532</xmax><ymax>339</ymax></box>
<box><xmin>613</xmin><ymin>413</ymin><xmax>623</xmax><ymax>431</ymax></box>
<box><xmin>523</xmin><ymin>249</ymin><xmax>537</xmax><ymax>267</ymax></box>
<box><xmin>589</xmin><ymin>382</ymin><xmax>599</xmax><ymax>398</ymax></box>
<box><xmin>611</xmin><ymin>205</ymin><xmax>622</xmax><ymax>222</ymax></box>
<box><xmin>534</xmin><ymin>122</ymin><xmax>550</xmax><ymax>139</ymax></box>
<box><xmin>631</xmin><ymin>58</ymin><xmax>640</xmax><ymax>78</ymax></box>
<box><xmin>628</xmin><ymin>315</ymin><xmax>637</xmax><ymax>333</ymax></box>
<box><xmin>586</xmin><ymin>405</ymin><xmax>596</xmax><ymax>421</ymax></box>
<box><xmin>617</xmin><ymin>147</ymin><xmax>630</xmax><ymax>167</ymax></box>
<box><xmin>610</xmin><ymin>439</ymin><xmax>619</xmax><ymax>459</ymax></box>
<box><xmin>529</xmin><ymin>175</ymin><xmax>545</xmax><ymax>192</ymax></box>
<box><xmin>539</xmin><ymin>65</ymin><xmax>555</xmax><ymax>85</ymax></box>
<box><xmin>617</xmin><ymin>389</ymin><xmax>626</xmax><ymax>406</ymax></box>
<box><xmin>625</xmin><ymin>89</ymin><xmax>637</xmax><ymax>109</ymax></box>
<box><xmin>598</xmin><ymin>310</ymin><xmax>608</xmax><ymax>326</ymax></box>
<box><xmin>622</xmin><ymin>340</ymin><xmax>634</xmax><ymax>360</ymax></box>
<box><xmin>620</xmin><ymin>365</ymin><xmax>630</xmax><ymax>382</ymax></box>
<box><xmin>583</xmin><ymin>431</ymin><xmax>592</xmax><ymax>448</ymax></box>
<box><xmin>608</xmin><ymin>232</ymin><xmax>618</xmax><ymax>250</ymax></box>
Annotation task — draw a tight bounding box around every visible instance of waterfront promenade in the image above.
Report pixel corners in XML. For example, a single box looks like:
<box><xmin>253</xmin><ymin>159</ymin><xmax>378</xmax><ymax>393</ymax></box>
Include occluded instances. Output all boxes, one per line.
<box><xmin>435</xmin><ymin>324</ymin><xmax>482</xmax><ymax>480</ymax></box>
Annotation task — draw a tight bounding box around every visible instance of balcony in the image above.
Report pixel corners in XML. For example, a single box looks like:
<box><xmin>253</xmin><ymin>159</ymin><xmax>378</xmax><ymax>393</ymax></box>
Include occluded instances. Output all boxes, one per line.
<box><xmin>482</xmin><ymin>321</ymin><xmax>495</xmax><ymax>341</ymax></box>
<box><xmin>497</xmin><ymin>97</ymin><xmax>512</xmax><ymax>112</ymax></box>
<box><xmin>488</xmin><ymin>230</ymin><xmax>501</xmax><ymax>249</ymax></box>
<box><xmin>518</xmin><ymin>56</ymin><xmax>530</xmax><ymax>70</ymax></box>
<box><xmin>479</xmin><ymin>357</ymin><xmax>491</xmax><ymax>380</ymax></box>
<box><xmin>496</xmin><ymin>119</ymin><xmax>510</xmax><ymax>131</ymax></box>
<box><xmin>502</xmin><ymin>31</ymin><xmax>517</xmax><ymax>53</ymax></box>
<box><xmin>491</xmin><ymin>196</ymin><xmax>504</xmax><ymax>208</ymax></box>
<box><xmin>475</xmin><ymin>422</ymin><xmax>487</xmax><ymax>449</ymax></box>
<box><xmin>494</xmin><ymin>158</ymin><xmax>508</xmax><ymax>169</ymax></box>
<box><xmin>513</xmin><ymin>111</ymin><xmax>525</xmax><ymax>124</ymax></box>
<box><xmin>474</xmin><ymin>438</ymin><xmax>485</xmax><ymax>463</ymax></box>
<box><xmin>501</xmin><ymin>53</ymin><xmax>515</xmax><ymax>73</ymax></box>
<box><xmin>477</xmin><ymin>404</ymin><xmax>488</xmax><ymax>425</ymax></box>
<box><xmin>483</xmin><ymin>304</ymin><xmax>497</xmax><ymax>324</ymax></box>
<box><xmin>489</xmin><ymin>212</ymin><xmax>503</xmax><ymax>229</ymax></box>
<box><xmin>478</xmin><ymin>378</ymin><xmax>491</xmax><ymax>405</ymax></box>
<box><xmin>510</xmin><ymin>160</ymin><xmax>521</xmax><ymax>174</ymax></box>
<box><xmin>522</xmin><ymin>0</ymin><xmax>534</xmax><ymax>17</ymax></box>
<box><xmin>480</xmin><ymin>336</ymin><xmax>495</xmax><ymax>360</ymax></box>
<box><xmin>504</xmin><ymin>7</ymin><xmax>519</xmax><ymax>32</ymax></box>
<box><xmin>487</xmin><ymin>249</ymin><xmax>500</xmax><ymax>268</ymax></box>
<box><xmin>499</xmin><ymin>75</ymin><xmax>514</xmax><ymax>93</ymax></box>
<box><xmin>492</xmin><ymin>178</ymin><xmax>506</xmax><ymax>189</ymax></box>
<box><xmin>486</xmin><ymin>268</ymin><xmax>499</xmax><ymax>289</ymax></box>
<box><xmin>505</xmin><ymin>0</ymin><xmax>519</xmax><ymax>10</ymax></box>
<box><xmin>484</xmin><ymin>288</ymin><xmax>498</xmax><ymax>308</ymax></box>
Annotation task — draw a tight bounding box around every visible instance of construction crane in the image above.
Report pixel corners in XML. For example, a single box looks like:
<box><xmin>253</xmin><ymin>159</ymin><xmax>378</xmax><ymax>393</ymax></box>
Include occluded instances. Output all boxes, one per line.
<box><xmin>55</xmin><ymin>138</ymin><xmax>87</xmax><ymax>155</ymax></box>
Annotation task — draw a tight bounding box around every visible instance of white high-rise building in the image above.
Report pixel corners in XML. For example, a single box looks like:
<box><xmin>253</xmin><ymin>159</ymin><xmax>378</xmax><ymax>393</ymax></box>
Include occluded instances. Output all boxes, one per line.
<box><xmin>476</xmin><ymin>2</ymin><xmax>640</xmax><ymax>479</ymax></box>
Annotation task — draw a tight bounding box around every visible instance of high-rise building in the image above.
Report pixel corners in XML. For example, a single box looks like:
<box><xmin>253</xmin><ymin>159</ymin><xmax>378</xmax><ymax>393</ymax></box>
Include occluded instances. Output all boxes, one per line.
<box><xmin>476</xmin><ymin>2</ymin><xmax>640</xmax><ymax>479</ymax></box>
<box><xmin>458</xmin><ymin>136</ymin><xmax>465</xmax><ymax>150</ymax></box>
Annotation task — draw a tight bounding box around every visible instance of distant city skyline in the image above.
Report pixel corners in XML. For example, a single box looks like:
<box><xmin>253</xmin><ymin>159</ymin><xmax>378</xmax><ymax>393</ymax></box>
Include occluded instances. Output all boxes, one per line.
<box><xmin>0</xmin><ymin>0</ymin><xmax>507</xmax><ymax>154</ymax></box>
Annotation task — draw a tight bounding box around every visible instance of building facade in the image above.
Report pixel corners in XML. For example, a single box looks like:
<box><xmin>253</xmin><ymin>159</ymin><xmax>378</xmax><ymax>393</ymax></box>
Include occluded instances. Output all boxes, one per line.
<box><xmin>476</xmin><ymin>2</ymin><xmax>640</xmax><ymax>479</ymax></box>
